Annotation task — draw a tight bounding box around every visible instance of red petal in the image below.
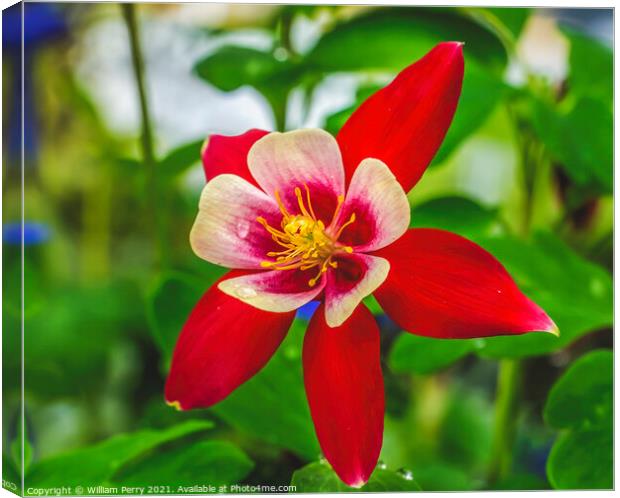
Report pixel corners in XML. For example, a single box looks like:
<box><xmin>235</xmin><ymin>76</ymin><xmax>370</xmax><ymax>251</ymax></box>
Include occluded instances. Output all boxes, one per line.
<box><xmin>303</xmin><ymin>303</ymin><xmax>384</xmax><ymax>487</ymax></box>
<box><xmin>337</xmin><ymin>42</ymin><xmax>464</xmax><ymax>192</ymax></box>
<box><xmin>201</xmin><ymin>129</ymin><xmax>269</xmax><ymax>185</ymax></box>
<box><xmin>374</xmin><ymin>229</ymin><xmax>557</xmax><ymax>339</ymax></box>
<box><xmin>165</xmin><ymin>271</ymin><xmax>294</xmax><ymax>410</ymax></box>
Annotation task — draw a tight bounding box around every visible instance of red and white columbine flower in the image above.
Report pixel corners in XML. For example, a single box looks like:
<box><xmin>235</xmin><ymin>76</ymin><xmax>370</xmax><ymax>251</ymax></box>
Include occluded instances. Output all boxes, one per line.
<box><xmin>165</xmin><ymin>42</ymin><xmax>557</xmax><ymax>487</ymax></box>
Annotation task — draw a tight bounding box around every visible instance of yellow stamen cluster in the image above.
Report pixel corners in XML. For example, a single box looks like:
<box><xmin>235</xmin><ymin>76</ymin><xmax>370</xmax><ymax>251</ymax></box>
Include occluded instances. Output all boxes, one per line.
<box><xmin>257</xmin><ymin>185</ymin><xmax>356</xmax><ymax>287</ymax></box>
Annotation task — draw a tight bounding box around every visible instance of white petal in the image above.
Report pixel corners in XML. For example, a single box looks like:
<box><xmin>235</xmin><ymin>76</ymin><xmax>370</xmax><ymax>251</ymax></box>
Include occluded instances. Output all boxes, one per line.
<box><xmin>190</xmin><ymin>174</ymin><xmax>281</xmax><ymax>269</ymax></box>
<box><xmin>248</xmin><ymin>129</ymin><xmax>345</xmax><ymax>221</ymax></box>
<box><xmin>218</xmin><ymin>269</ymin><xmax>325</xmax><ymax>312</ymax></box>
<box><xmin>324</xmin><ymin>253</ymin><xmax>390</xmax><ymax>327</ymax></box>
<box><xmin>335</xmin><ymin>158</ymin><xmax>410</xmax><ymax>252</ymax></box>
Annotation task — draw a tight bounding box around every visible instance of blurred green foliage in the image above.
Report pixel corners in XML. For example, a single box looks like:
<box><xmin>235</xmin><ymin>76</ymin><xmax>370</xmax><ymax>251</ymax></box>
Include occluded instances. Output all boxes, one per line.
<box><xmin>3</xmin><ymin>4</ymin><xmax>612</xmax><ymax>495</ymax></box>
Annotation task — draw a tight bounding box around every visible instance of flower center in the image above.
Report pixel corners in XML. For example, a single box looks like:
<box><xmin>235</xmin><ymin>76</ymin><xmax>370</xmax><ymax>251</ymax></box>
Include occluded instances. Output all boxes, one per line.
<box><xmin>257</xmin><ymin>185</ymin><xmax>356</xmax><ymax>287</ymax></box>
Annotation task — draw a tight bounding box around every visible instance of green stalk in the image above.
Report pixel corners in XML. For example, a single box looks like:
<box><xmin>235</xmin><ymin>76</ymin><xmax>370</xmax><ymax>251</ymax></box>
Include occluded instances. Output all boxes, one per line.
<box><xmin>269</xmin><ymin>10</ymin><xmax>296</xmax><ymax>132</ymax></box>
<box><xmin>486</xmin><ymin>133</ymin><xmax>532</xmax><ymax>485</ymax></box>
<box><xmin>270</xmin><ymin>97</ymin><xmax>287</xmax><ymax>133</ymax></box>
<box><xmin>458</xmin><ymin>7</ymin><xmax>517</xmax><ymax>58</ymax></box>
<box><xmin>278</xmin><ymin>9</ymin><xmax>295</xmax><ymax>57</ymax></box>
<box><xmin>487</xmin><ymin>359</ymin><xmax>522</xmax><ymax>485</ymax></box>
<box><xmin>121</xmin><ymin>4</ymin><xmax>167</xmax><ymax>268</ymax></box>
<box><xmin>520</xmin><ymin>137</ymin><xmax>537</xmax><ymax>236</ymax></box>
<box><xmin>80</xmin><ymin>174</ymin><xmax>111</xmax><ymax>283</ymax></box>
<box><xmin>488</xmin><ymin>101</ymin><xmax>542</xmax><ymax>487</ymax></box>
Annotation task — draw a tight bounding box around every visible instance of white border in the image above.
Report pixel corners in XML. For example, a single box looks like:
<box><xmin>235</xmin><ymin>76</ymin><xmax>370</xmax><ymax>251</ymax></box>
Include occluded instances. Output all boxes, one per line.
<box><xmin>0</xmin><ymin>2</ymin><xmax>615</xmax><ymax>498</ymax></box>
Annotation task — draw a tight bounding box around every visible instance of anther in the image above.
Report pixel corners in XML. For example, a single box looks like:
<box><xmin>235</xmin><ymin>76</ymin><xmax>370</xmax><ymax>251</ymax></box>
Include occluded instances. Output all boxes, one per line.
<box><xmin>256</xmin><ymin>186</ymin><xmax>357</xmax><ymax>287</ymax></box>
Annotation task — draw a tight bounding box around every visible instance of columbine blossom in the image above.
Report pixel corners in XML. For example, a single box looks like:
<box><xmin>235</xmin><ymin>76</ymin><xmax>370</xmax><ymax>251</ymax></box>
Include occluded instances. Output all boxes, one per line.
<box><xmin>165</xmin><ymin>42</ymin><xmax>557</xmax><ymax>487</ymax></box>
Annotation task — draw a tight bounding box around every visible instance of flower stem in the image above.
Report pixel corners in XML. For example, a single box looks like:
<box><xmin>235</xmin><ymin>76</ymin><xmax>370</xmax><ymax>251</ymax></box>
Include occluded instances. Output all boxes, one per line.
<box><xmin>459</xmin><ymin>7</ymin><xmax>517</xmax><ymax>58</ymax></box>
<box><xmin>269</xmin><ymin>9</ymin><xmax>295</xmax><ymax>132</ymax></box>
<box><xmin>121</xmin><ymin>4</ymin><xmax>167</xmax><ymax>268</ymax></box>
<box><xmin>278</xmin><ymin>9</ymin><xmax>295</xmax><ymax>57</ymax></box>
<box><xmin>487</xmin><ymin>112</ymin><xmax>534</xmax><ymax>487</ymax></box>
<box><xmin>487</xmin><ymin>358</ymin><xmax>522</xmax><ymax>486</ymax></box>
<box><xmin>271</xmin><ymin>97</ymin><xmax>287</xmax><ymax>133</ymax></box>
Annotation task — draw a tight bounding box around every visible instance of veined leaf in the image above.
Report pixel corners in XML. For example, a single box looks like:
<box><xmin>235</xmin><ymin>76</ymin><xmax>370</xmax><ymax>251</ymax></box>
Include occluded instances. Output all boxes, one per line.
<box><xmin>26</xmin><ymin>421</ymin><xmax>213</xmax><ymax>487</ymax></box>
<box><xmin>532</xmin><ymin>97</ymin><xmax>612</xmax><ymax>194</ymax></box>
<box><xmin>291</xmin><ymin>461</ymin><xmax>422</xmax><ymax>492</ymax></box>
<box><xmin>307</xmin><ymin>8</ymin><xmax>507</xmax><ymax>72</ymax></box>
<box><xmin>211</xmin><ymin>319</ymin><xmax>319</xmax><ymax>460</ymax></box>
<box><xmin>544</xmin><ymin>350</ymin><xmax>612</xmax><ymax>489</ymax></box>
<box><xmin>112</xmin><ymin>440</ymin><xmax>253</xmax><ymax>488</ymax></box>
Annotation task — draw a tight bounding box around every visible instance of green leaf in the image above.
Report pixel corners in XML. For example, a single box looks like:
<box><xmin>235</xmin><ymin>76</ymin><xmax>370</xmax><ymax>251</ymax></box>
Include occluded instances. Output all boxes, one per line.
<box><xmin>11</xmin><ymin>422</ymin><xmax>32</xmax><ymax>473</ymax></box>
<box><xmin>112</xmin><ymin>441</ymin><xmax>253</xmax><ymax>488</ymax></box>
<box><xmin>323</xmin><ymin>84</ymin><xmax>382</xmax><ymax>136</ymax></box>
<box><xmin>410</xmin><ymin>463</ymin><xmax>470</xmax><ymax>491</ymax></box>
<box><xmin>544</xmin><ymin>350</ymin><xmax>612</xmax><ymax>489</ymax></box>
<box><xmin>432</xmin><ymin>64</ymin><xmax>505</xmax><ymax>165</ymax></box>
<box><xmin>474</xmin><ymin>233</ymin><xmax>612</xmax><ymax>358</ymax></box>
<box><xmin>438</xmin><ymin>390</ymin><xmax>492</xmax><ymax>468</ymax></box>
<box><xmin>563</xmin><ymin>28</ymin><xmax>612</xmax><ymax>105</ymax></box>
<box><xmin>315</xmin><ymin>8</ymin><xmax>509</xmax><ymax>164</ymax></box>
<box><xmin>145</xmin><ymin>267</ymin><xmax>226</xmax><ymax>365</ymax></box>
<box><xmin>195</xmin><ymin>46</ymin><xmax>290</xmax><ymax>92</ymax></box>
<box><xmin>145</xmin><ymin>272</ymin><xmax>207</xmax><ymax>364</ymax></box>
<box><xmin>324</xmin><ymin>64</ymin><xmax>505</xmax><ymax>165</ymax></box>
<box><xmin>410</xmin><ymin>196</ymin><xmax>498</xmax><ymax>239</ymax></box>
<box><xmin>532</xmin><ymin>97</ymin><xmax>612</xmax><ymax>193</ymax></box>
<box><xmin>26</xmin><ymin>421</ymin><xmax>213</xmax><ymax>487</ymax></box>
<box><xmin>544</xmin><ymin>350</ymin><xmax>612</xmax><ymax>430</ymax></box>
<box><xmin>150</xmin><ymin>275</ymin><xmax>316</xmax><ymax>459</ymax></box>
<box><xmin>194</xmin><ymin>45</ymin><xmax>300</xmax><ymax>125</ymax></box>
<box><xmin>211</xmin><ymin>319</ymin><xmax>319</xmax><ymax>460</ymax></box>
<box><xmin>3</xmin><ymin>453</ymin><xmax>21</xmax><ymax>493</ymax></box>
<box><xmin>492</xmin><ymin>473</ymin><xmax>548</xmax><ymax>491</ymax></box>
<box><xmin>307</xmin><ymin>8</ymin><xmax>507</xmax><ymax>72</ymax></box>
<box><xmin>24</xmin><ymin>282</ymin><xmax>144</xmax><ymax>398</ymax></box>
<box><xmin>547</xmin><ymin>425</ymin><xmax>612</xmax><ymax>490</ymax></box>
<box><xmin>158</xmin><ymin>140</ymin><xmax>204</xmax><ymax>181</ymax></box>
<box><xmin>389</xmin><ymin>334</ymin><xmax>479</xmax><ymax>375</ymax></box>
<box><xmin>485</xmin><ymin>7</ymin><xmax>530</xmax><ymax>39</ymax></box>
<box><xmin>291</xmin><ymin>461</ymin><xmax>422</xmax><ymax>492</ymax></box>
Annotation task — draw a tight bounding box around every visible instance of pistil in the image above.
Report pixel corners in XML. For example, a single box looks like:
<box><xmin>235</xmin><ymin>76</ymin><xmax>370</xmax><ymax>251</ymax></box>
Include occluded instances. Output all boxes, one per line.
<box><xmin>257</xmin><ymin>185</ymin><xmax>355</xmax><ymax>287</ymax></box>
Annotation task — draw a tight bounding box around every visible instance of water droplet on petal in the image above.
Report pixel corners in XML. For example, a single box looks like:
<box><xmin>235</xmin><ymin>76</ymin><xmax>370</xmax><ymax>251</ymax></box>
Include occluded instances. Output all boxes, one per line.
<box><xmin>377</xmin><ymin>460</ymin><xmax>387</xmax><ymax>470</ymax></box>
<box><xmin>236</xmin><ymin>220</ymin><xmax>250</xmax><ymax>239</ymax></box>
<box><xmin>235</xmin><ymin>286</ymin><xmax>257</xmax><ymax>299</ymax></box>
<box><xmin>397</xmin><ymin>468</ymin><xmax>414</xmax><ymax>481</ymax></box>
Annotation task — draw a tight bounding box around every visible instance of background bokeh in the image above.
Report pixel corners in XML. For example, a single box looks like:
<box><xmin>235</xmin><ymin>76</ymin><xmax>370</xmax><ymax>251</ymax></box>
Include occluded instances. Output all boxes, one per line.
<box><xmin>2</xmin><ymin>3</ymin><xmax>613</xmax><ymax>493</ymax></box>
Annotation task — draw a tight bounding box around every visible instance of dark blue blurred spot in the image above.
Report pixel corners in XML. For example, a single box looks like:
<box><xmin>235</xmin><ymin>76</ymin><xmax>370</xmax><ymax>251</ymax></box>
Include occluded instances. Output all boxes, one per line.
<box><xmin>375</xmin><ymin>313</ymin><xmax>401</xmax><ymax>335</ymax></box>
<box><xmin>2</xmin><ymin>3</ymin><xmax>21</xmax><ymax>47</ymax></box>
<box><xmin>3</xmin><ymin>222</ymin><xmax>51</xmax><ymax>246</ymax></box>
<box><xmin>3</xmin><ymin>3</ymin><xmax>67</xmax><ymax>49</ymax></box>
<box><xmin>8</xmin><ymin>63</ymin><xmax>38</xmax><ymax>162</ymax></box>
<box><xmin>528</xmin><ymin>441</ymin><xmax>553</xmax><ymax>478</ymax></box>
<box><xmin>296</xmin><ymin>300</ymin><xmax>320</xmax><ymax>321</ymax></box>
<box><xmin>4</xmin><ymin>3</ymin><xmax>67</xmax><ymax>165</ymax></box>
